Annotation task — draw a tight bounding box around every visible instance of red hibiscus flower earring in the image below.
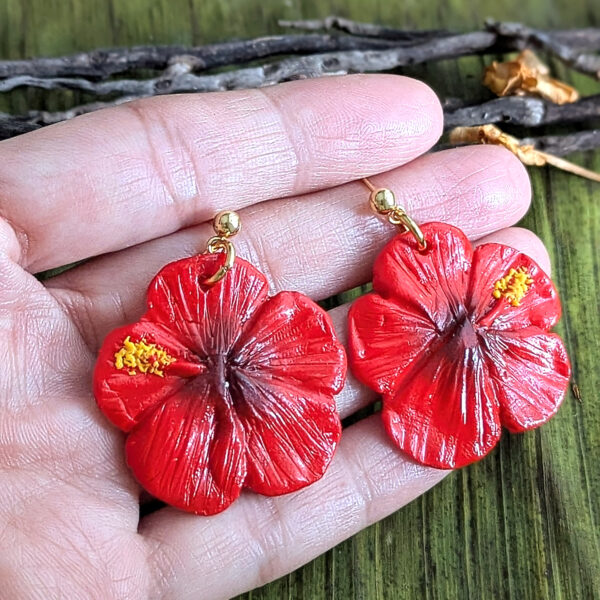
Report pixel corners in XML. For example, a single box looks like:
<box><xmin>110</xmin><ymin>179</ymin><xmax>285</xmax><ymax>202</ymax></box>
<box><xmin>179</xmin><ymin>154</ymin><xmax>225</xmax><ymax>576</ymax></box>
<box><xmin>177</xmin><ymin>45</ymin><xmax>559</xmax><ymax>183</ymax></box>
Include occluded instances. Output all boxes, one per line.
<box><xmin>94</xmin><ymin>211</ymin><xmax>346</xmax><ymax>515</ymax></box>
<box><xmin>348</xmin><ymin>179</ymin><xmax>571</xmax><ymax>469</ymax></box>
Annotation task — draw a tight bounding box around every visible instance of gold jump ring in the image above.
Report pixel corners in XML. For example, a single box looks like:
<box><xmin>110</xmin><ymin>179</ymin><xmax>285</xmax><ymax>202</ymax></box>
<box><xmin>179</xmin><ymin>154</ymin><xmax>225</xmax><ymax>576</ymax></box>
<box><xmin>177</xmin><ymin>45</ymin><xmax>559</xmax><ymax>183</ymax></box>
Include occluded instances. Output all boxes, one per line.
<box><xmin>388</xmin><ymin>209</ymin><xmax>427</xmax><ymax>251</ymax></box>
<box><xmin>204</xmin><ymin>236</ymin><xmax>236</xmax><ymax>285</ymax></box>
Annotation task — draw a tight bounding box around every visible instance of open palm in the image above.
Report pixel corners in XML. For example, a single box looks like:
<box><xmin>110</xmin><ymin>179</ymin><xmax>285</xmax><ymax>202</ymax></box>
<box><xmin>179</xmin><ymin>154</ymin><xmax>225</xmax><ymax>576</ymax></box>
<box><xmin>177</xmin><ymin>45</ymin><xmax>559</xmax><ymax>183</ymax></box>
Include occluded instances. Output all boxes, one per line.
<box><xmin>0</xmin><ymin>75</ymin><xmax>545</xmax><ymax>599</ymax></box>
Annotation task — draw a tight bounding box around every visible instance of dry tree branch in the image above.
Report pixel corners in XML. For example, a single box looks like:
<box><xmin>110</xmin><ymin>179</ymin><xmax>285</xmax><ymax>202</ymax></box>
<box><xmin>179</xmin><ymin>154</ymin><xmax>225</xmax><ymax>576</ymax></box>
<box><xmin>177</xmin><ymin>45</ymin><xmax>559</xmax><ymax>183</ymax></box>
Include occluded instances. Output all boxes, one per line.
<box><xmin>443</xmin><ymin>94</ymin><xmax>600</xmax><ymax>129</ymax></box>
<box><xmin>450</xmin><ymin>124</ymin><xmax>600</xmax><ymax>181</ymax></box>
<box><xmin>486</xmin><ymin>20</ymin><xmax>600</xmax><ymax>79</ymax></box>
<box><xmin>437</xmin><ymin>130</ymin><xmax>600</xmax><ymax>156</ymax></box>
<box><xmin>279</xmin><ymin>16</ymin><xmax>450</xmax><ymax>40</ymax></box>
<box><xmin>0</xmin><ymin>34</ymin><xmax>399</xmax><ymax>79</ymax></box>
<box><xmin>281</xmin><ymin>17</ymin><xmax>600</xmax><ymax>52</ymax></box>
<box><xmin>283</xmin><ymin>18</ymin><xmax>600</xmax><ymax>78</ymax></box>
<box><xmin>521</xmin><ymin>130</ymin><xmax>600</xmax><ymax>156</ymax></box>
<box><xmin>0</xmin><ymin>31</ymin><xmax>506</xmax><ymax>94</ymax></box>
<box><xmin>0</xmin><ymin>18</ymin><xmax>598</xmax><ymax>158</ymax></box>
<box><xmin>0</xmin><ymin>23</ymin><xmax>598</xmax><ymax>95</ymax></box>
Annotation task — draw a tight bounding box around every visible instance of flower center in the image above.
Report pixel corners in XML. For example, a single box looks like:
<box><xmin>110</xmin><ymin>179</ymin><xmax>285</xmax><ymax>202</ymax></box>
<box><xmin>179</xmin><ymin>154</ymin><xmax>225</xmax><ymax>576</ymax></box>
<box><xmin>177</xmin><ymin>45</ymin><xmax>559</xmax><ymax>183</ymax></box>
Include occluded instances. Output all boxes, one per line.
<box><xmin>492</xmin><ymin>266</ymin><xmax>533</xmax><ymax>307</ymax></box>
<box><xmin>114</xmin><ymin>336</ymin><xmax>175</xmax><ymax>377</ymax></box>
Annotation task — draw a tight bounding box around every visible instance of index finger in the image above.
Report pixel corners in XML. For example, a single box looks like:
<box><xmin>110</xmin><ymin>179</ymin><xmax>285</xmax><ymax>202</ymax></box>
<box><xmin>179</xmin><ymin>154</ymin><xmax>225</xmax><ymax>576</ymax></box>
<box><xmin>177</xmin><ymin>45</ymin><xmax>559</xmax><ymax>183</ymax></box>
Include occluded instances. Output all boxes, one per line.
<box><xmin>0</xmin><ymin>74</ymin><xmax>442</xmax><ymax>272</ymax></box>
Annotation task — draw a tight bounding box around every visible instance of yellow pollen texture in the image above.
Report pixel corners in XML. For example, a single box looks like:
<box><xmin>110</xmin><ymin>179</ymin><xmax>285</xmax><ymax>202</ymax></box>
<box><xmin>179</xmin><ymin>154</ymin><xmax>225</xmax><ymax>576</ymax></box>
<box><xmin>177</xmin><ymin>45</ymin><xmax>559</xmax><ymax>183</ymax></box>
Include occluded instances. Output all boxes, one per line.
<box><xmin>114</xmin><ymin>336</ymin><xmax>175</xmax><ymax>377</ymax></box>
<box><xmin>493</xmin><ymin>267</ymin><xmax>534</xmax><ymax>307</ymax></box>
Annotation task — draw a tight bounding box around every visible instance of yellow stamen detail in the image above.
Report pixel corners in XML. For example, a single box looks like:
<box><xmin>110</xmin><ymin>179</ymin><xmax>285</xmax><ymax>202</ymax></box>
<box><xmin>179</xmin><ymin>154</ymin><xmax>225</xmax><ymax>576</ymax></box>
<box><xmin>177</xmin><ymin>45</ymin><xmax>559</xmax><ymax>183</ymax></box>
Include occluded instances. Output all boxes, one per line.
<box><xmin>493</xmin><ymin>267</ymin><xmax>534</xmax><ymax>307</ymax></box>
<box><xmin>114</xmin><ymin>336</ymin><xmax>175</xmax><ymax>377</ymax></box>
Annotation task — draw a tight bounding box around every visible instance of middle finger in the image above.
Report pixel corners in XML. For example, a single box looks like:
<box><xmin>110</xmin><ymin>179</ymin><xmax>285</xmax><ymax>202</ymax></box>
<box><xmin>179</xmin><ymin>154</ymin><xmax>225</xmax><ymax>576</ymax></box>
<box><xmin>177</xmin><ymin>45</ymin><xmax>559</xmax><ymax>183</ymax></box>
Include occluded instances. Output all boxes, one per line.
<box><xmin>47</xmin><ymin>144</ymin><xmax>530</xmax><ymax>351</ymax></box>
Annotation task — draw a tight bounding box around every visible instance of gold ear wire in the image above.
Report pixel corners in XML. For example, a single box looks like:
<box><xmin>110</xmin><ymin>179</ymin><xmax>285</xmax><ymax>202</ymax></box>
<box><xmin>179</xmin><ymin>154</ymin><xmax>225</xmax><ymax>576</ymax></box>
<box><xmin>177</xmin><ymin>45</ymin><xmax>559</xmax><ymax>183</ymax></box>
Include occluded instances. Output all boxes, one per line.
<box><xmin>362</xmin><ymin>178</ymin><xmax>427</xmax><ymax>251</ymax></box>
<box><xmin>203</xmin><ymin>210</ymin><xmax>241</xmax><ymax>285</ymax></box>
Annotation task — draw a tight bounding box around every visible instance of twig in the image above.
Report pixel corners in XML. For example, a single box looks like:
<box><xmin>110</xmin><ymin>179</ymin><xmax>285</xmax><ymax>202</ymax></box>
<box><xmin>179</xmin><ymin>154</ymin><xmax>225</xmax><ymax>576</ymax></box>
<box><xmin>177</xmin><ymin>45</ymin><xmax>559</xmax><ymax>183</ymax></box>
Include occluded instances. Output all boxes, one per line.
<box><xmin>3</xmin><ymin>21</ymin><xmax>598</xmax><ymax>83</ymax></box>
<box><xmin>1</xmin><ymin>24</ymin><xmax>598</xmax><ymax>95</ymax></box>
<box><xmin>0</xmin><ymin>34</ymin><xmax>399</xmax><ymax>79</ymax></box>
<box><xmin>283</xmin><ymin>17</ymin><xmax>600</xmax><ymax>51</ymax></box>
<box><xmin>486</xmin><ymin>20</ymin><xmax>600</xmax><ymax>79</ymax></box>
<box><xmin>0</xmin><ymin>96</ymin><xmax>138</xmax><ymax>138</ymax></box>
<box><xmin>279</xmin><ymin>17</ymin><xmax>449</xmax><ymax>41</ymax></box>
<box><xmin>521</xmin><ymin>130</ymin><xmax>600</xmax><ymax>156</ymax></box>
<box><xmin>443</xmin><ymin>94</ymin><xmax>600</xmax><ymax>129</ymax></box>
<box><xmin>0</xmin><ymin>32</ymin><xmax>506</xmax><ymax>95</ymax></box>
<box><xmin>437</xmin><ymin>129</ymin><xmax>600</xmax><ymax>156</ymax></box>
<box><xmin>0</xmin><ymin>118</ymin><xmax>37</xmax><ymax>139</ymax></box>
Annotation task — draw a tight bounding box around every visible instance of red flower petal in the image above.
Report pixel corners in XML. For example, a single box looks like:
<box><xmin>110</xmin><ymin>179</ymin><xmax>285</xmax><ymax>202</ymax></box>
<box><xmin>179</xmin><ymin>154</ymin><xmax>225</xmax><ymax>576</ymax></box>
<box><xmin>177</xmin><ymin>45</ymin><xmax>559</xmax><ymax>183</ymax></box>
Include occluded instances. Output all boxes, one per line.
<box><xmin>348</xmin><ymin>293</ymin><xmax>438</xmax><ymax>395</ymax></box>
<box><xmin>468</xmin><ymin>243</ymin><xmax>561</xmax><ymax>331</ymax></box>
<box><xmin>126</xmin><ymin>381</ymin><xmax>246</xmax><ymax>515</ymax></box>
<box><xmin>382</xmin><ymin>341</ymin><xmax>502</xmax><ymax>469</ymax></box>
<box><xmin>483</xmin><ymin>329</ymin><xmax>571</xmax><ymax>432</ymax></box>
<box><xmin>373</xmin><ymin>223</ymin><xmax>473</xmax><ymax>330</ymax></box>
<box><xmin>235</xmin><ymin>377</ymin><xmax>341</xmax><ymax>495</ymax></box>
<box><xmin>234</xmin><ymin>291</ymin><xmax>347</xmax><ymax>395</ymax></box>
<box><xmin>232</xmin><ymin>291</ymin><xmax>344</xmax><ymax>494</ymax></box>
<box><xmin>145</xmin><ymin>254</ymin><xmax>269</xmax><ymax>355</ymax></box>
<box><xmin>93</xmin><ymin>321</ymin><xmax>205</xmax><ymax>432</ymax></box>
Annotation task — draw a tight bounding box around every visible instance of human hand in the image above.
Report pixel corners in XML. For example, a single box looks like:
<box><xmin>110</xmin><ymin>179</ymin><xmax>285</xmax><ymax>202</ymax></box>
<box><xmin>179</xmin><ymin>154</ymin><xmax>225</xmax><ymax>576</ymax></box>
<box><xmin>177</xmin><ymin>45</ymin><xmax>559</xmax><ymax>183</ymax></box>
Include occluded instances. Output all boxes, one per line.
<box><xmin>0</xmin><ymin>75</ymin><xmax>542</xmax><ymax>599</ymax></box>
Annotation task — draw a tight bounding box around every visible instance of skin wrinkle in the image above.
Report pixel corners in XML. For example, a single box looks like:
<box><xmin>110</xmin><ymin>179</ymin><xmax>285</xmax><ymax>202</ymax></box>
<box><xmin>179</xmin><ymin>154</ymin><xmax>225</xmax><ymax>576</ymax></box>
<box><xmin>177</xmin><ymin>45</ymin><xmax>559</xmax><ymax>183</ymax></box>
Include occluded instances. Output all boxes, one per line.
<box><xmin>255</xmin><ymin>88</ymin><xmax>306</xmax><ymax>196</ymax></box>
<box><xmin>150</xmin><ymin>108</ymin><xmax>204</xmax><ymax>213</ymax></box>
<box><xmin>120</xmin><ymin>102</ymin><xmax>184</xmax><ymax>215</ymax></box>
<box><xmin>250</xmin><ymin>495</ymin><xmax>298</xmax><ymax>588</ymax></box>
<box><xmin>192</xmin><ymin>90</ymin><xmax>298</xmax><ymax>201</ymax></box>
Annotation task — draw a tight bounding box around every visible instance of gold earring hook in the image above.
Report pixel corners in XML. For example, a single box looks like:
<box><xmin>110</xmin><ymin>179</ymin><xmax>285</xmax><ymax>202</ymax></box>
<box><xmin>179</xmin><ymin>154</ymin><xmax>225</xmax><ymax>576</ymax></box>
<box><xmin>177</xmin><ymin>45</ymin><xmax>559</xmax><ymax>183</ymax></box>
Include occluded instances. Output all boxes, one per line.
<box><xmin>203</xmin><ymin>210</ymin><xmax>241</xmax><ymax>285</ymax></box>
<box><xmin>362</xmin><ymin>178</ymin><xmax>427</xmax><ymax>251</ymax></box>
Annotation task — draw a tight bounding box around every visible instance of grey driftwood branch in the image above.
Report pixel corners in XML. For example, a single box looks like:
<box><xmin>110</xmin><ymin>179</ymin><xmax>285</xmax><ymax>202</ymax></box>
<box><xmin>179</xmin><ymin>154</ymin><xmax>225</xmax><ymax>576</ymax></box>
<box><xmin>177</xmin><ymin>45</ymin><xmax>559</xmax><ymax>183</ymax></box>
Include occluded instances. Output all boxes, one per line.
<box><xmin>0</xmin><ymin>20</ymin><xmax>599</xmax><ymax>94</ymax></box>
<box><xmin>2</xmin><ymin>94</ymin><xmax>600</xmax><ymax>147</ymax></box>
<box><xmin>281</xmin><ymin>17</ymin><xmax>600</xmax><ymax>52</ymax></box>
<box><xmin>282</xmin><ymin>18</ymin><xmax>600</xmax><ymax>78</ymax></box>
<box><xmin>0</xmin><ymin>34</ymin><xmax>400</xmax><ymax>79</ymax></box>
<box><xmin>521</xmin><ymin>130</ymin><xmax>600</xmax><ymax>156</ymax></box>
<box><xmin>437</xmin><ymin>129</ymin><xmax>600</xmax><ymax>156</ymax></box>
<box><xmin>443</xmin><ymin>94</ymin><xmax>600</xmax><ymax>129</ymax></box>
<box><xmin>2</xmin><ymin>25</ymin><xmax>599</xmax><ymax>96</ymax></box>
<box><xmin>279</xmin><ymin>16</ymin><xmax>451</xmax><ymax>40</ymax></box>
<box><xmin>279</xmin><ymin>15</ymin><xmax>600</xmax><ymax>52</ymax></box>
<box><xmin>3</xmin><ymin>18</ymin><xmax>599</xmax><ymax>83</ymax></box>
<box><xmin>0</xmin><ymin>31</ymin><xmax>530</xmax><ymax>94</ymax></box>
<box><xmin>485</xmin><ymin>20</ymin><xmax>600</xmax><ymax>78</ymax></box>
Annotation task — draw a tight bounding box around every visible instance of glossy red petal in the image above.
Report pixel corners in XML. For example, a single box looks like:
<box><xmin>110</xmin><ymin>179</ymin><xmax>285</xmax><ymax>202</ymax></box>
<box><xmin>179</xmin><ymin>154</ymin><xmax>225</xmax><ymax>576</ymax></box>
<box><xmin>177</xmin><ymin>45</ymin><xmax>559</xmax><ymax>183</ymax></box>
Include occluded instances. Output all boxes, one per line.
<box><xmin>468</xmin><ymin>243</ymin><xmax>561</xmax><ymax>331</ymax></box>
<box><xmin>145</xmin><ymin>254</ymin><xmax>269</xmax><ymax>355</ymax></box>
<box><xmin>93</xmin><ymin>321</ymin><xmax>205</xmax><ymax>432</ymax></box>
<box><xmin>234</xmin><ymin>291</ymin><xmax>347</xmax><ymax>396</ymax></box>
<box><xmin>234</xmin><ymin>375</ymin><xmax>341</xmax><ymax>496</ymax></box>
<box><xmin>483</xmin><ymin>329</ymin><xmax>571</xmax><ymax>432</ymax></box>
<box><xmin>373</xmin><ymin>223</ymin><xmax>473</xmax><ymax>330</ymax></box>
<box><xmin>382</xmin><ymin>341</ymin><xmax>502</xmax><ymax>469</ymax></box>
<box><xmin>126</xmin><ymin>380</ymin><xmax>246</xmax><ymax>515</ymax></box>
<box><xmin>230</xmin><ymin>291</ymin><xmax>343</xmax><ymax>495</ymax></box>
<box><xmin>348</xmin><ymin>293</ymin><xmax>438</xmax><ymax>395</ymax></box>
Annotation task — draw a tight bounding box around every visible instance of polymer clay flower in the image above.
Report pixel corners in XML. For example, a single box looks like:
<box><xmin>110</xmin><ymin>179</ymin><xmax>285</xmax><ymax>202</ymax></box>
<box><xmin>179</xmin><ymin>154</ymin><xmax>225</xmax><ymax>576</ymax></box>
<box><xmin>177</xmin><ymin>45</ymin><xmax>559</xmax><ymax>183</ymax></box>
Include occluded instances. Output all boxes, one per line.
<box><xmin>94</xmin><ymin>254</ymin><xmax>346</xmax><ymax>515</ymax></box>
<box><xmin>348</xmin><ymin>222</ymin><xmax>571</xmax><ymax>469</ymax></box>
